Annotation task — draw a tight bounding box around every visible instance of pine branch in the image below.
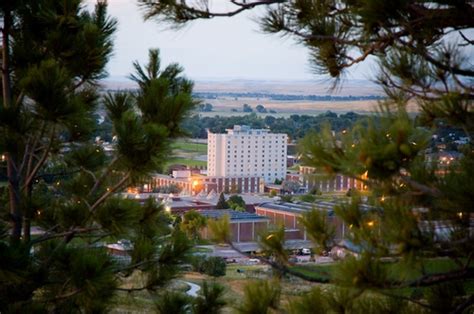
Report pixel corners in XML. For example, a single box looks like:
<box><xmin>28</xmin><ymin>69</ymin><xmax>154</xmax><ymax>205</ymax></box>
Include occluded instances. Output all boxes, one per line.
<box><xmin>25</xmin><ymin>123</ymin><xmax>47</xmax><ymax>182</ymax></box>
<box><xmin>23</xmin><ymin>125</ymin><xmax>56</xmax><ymax>190</ymax></box>
<box><xmin>403</xmin><ymin>267</ymin><xmax>474</xmax><ymax>288</ymax></box>
<box><xmin>399</xmin><ymin>175</ymin><xmax>441</xmax><ymax>198</ymax></box>
<box><xmin>378</xmin><ymin>291</ymin><xmax>434</xmax><ymax>310</ymax></box>
<box><xmin>141</xmin><ymin>0</ymin><xmax>286</xmax><ymax>20</ymax></box>
<box><xmin>30</xmin><ymin>227</ymin><xmax>102</xmax><ymax>245</ymax></box>
<box><xmin>453</xmin><ymin>294</ymin><xmax>474</xmax><ymax>314</ymax></box>
<box><xmin>89</xmin><ymin>172</ymin><xmax>131</xmax><ymax>213</ymax></box>
<box><xmin>88</xmin><ymin>156</ymin><xmax>118</xmax><ymax>197</ymax></box>
<box><xmin>18</xmin><ymin>137</ymin><xmax>32</xmax><ymax>175</ymax></box>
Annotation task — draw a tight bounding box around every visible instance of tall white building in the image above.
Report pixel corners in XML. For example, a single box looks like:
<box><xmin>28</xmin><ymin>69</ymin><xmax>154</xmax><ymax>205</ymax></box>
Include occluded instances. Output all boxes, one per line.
<box><xmin>207</xmin><ymin>125</ymin><xmax>287</xmax><ymax>183</ymax></box>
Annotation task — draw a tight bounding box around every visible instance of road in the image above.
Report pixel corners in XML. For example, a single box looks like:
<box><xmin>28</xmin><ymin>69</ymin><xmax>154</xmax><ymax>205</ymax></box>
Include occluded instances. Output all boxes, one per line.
<box><xmin>181</xmin><ymin>281</ymin><xmax>201</xmax><ymax>297</ymax></box>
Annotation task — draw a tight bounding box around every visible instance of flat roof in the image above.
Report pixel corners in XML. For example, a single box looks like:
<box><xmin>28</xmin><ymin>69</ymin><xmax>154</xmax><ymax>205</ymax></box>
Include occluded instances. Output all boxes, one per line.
<box><xmin>256</xmin><ymin>200</ymin><xmax>375</xmax><ymax>216</ymax></box>
<box><xmin>198</xmin><ymin>209</ymin><xmax>269</xmax><ymax>222</ymax></box>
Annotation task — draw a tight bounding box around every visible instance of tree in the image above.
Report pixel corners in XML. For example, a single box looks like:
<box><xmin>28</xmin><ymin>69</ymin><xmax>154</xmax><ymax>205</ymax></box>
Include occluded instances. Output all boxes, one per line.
<box><xmin>256</xmin><ymin>104</ymin><xmax>267</xmax><ymax>113</ymax></box>
<box><xmin>198</xmin><ymin>103</ymin><xmax>213</xmax><ymax>112</ymax></box>
<box><xmin>242</xmin><ymin>104</ymin><xmax>253</xmax><ymax>112</ymax></box>
<box><xmin>0</xmin><ymin>2</ymin><xmax>196</xmax><ymax>311</ymax></box>
<box><xmin>141</xmin><ymin>1</ymin><xmax>474</xmax><ymax>312</ymax></box>
<box><xmin>282</xmin><ymin>180</ymin><xmax>301</xmax><ymax>194</ymax></box>
<box><xmin>215</xmin><ymin>192</ymin><xmax>228</xmax><ymax>209</ymax></box>
<box><xmin>193</xmin><ymin>281</ymin><xmax>227</xmax><ymax>314</ymax></box>
<box><xmin>235</xmin><ymin>280</ymin><xmax>281</xmax><ymax>314</ymax></box>
<box><xmin>227</xmin><ymin>194</ymin><xmax>246</xmax><ymax>211</ymax></box>
<box><xmin>181</xmin><ymin>209</ymin><xmax>207</xmax><ymax>240</ymax></box>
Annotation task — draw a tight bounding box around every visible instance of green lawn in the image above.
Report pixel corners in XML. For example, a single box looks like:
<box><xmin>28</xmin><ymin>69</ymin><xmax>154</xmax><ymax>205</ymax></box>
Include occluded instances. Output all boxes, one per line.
<box><xmin>164</xmin><ymin>158</ymin><xmax>207</xmax><ymax>168</ymax></box>
<box><xmin>290</xmin><ymin>258</ymin><xmax>474</xmax><ymax>293</ymax></box>
<box><xmin>171</xmin><ymin>139</ymin><xmax>207</xmax><ymax>153</ymax></box>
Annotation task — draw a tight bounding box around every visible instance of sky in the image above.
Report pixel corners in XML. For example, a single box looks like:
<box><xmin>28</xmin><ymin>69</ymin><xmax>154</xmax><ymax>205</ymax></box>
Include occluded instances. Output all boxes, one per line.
<box><xmin>86</xmin><ymin>0</ymin><xmax>377</xmax><ymax>82</ymax></box>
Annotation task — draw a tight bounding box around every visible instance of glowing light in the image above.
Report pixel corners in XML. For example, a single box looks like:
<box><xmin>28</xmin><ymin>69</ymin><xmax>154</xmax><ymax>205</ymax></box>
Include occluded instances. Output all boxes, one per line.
<box><xmin>56</xmin><ymin>181</ymin><xmax>60</xmax><ymax>186</ymax></box>
<box><xmin>266</xmin><ymin>234</ymin><xmax>275</xmax><ymax>240</ymax></box>
<box><xmin>1</xmin><ymin>154</ymin><xmax>5</xmax><ymax>161</ymax></box>
<box><xmin>192</xmin><ymin>180</ymin><xmax>199</xmax><ymax>187</ymax></box>
<box><xmin>342</xmin><ymin>130</ymin><xmax>347</xmax><ymax>134</ymax></box>
<box><xmin>165</xmin><ymin>206</ymin><xmax>171</xmax><ymax>213</ymax></box>
<box><xmin>381</xmin><ymin>196</ymin><xmax>385</xmax><ymax>202</ymax></box>
<box><xmin>457</xmin><ymin>212</ymin><xmax>463</xmax><ymax>218</ymax></box>
<box><xmin>367</xmin><ymin>221</ymin><xmax>375</xmax><ymax>227</ymax></box>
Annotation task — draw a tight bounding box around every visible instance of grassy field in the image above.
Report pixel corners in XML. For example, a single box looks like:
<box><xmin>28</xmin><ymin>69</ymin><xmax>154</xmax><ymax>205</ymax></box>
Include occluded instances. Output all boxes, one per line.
<box><xmin>164</xmin><ymin>158</ymin><xmax>207</xmax><ymax>168</ymax></box>
<box><xmin>199</xmin><ymin>97</ymin><xmax>419</xmax><ymax>117</ymax></box>
<box><xmin>171</xmin><ymin>140</ymin><xmax>207</xmax><ymax>153</ymax></box>
<box><xmin>163</xmin><ymin>138</ymin><xmax>208</xmax><ymax>169</ymax></box>
<box><xmin>110</xmin><ymin>257</ymin><xmax>473</xmax><ymax>312</ymax></box>
<box><xmin>289</xmin><ymin>258</ymin><xmax>474</xmax><ymax>293</ymax></box>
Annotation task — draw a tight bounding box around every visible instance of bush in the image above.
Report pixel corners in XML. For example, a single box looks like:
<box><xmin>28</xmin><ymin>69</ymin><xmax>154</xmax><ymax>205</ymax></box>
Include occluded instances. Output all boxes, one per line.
<box><xmin>190</xmin><ymin>255</ymin><xmax>206</xmax><ymax>272</ymax></box>
<box><xmin>300</xmin><ymin>194</ymin><xmax>317</xmax><ymax>203</ymax></box>
<box><xmin>190</xmin><ymin>256</ymin><xmax>226</xmax><ymax>277</ymax></box>
<box><xmin>201</xmin><ymin>257</ymin><xmax>227</xmax><ymax>277</ymax></box>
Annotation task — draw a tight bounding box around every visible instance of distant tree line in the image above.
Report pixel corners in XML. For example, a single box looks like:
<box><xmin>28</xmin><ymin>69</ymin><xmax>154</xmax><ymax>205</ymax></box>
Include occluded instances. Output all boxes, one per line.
<box><xmin>193</xmin><ymin>92</ymin><xmax>383</xmax><ymax>102</ymax></box>
<box><xmin>182</xmin><ymin>111</ymin><xmax>366</xmax><ymax>139</ymax></box>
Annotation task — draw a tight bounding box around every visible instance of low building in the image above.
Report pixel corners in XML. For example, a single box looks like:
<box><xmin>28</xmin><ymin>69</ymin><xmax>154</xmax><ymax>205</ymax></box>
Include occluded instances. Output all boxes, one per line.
<box><xmin>198</xmin><ymin>209</ymin><xmax>269</xmax><ymax>243</ymax></box>
<box><xmin>255</xmin><ymin>201</ymin><xmax>366</xmax><ymax>241</ymax></box>
<box><xmin>122</xmin><ymin>192</ymin><xmax>276</xmax><ymax>215</ymax></box>
<box><xmin>150</xmin><ymin>173</ymin><xmax>263</xmax><ymax>195</ymax></box>
<box><xmin>297</xmin><ymin>166</ymin><xmax>367</xmax><ymax>193</ymax></box>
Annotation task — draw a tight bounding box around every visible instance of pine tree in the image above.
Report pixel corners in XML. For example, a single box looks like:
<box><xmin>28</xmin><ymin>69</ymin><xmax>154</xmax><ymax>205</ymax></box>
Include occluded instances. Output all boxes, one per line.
<box><xmin>0</xmin><ymin>1</ymin><xmax>195</xmax><ymax>311</ymax></box>
<box><xmin>142</xmin><ymin>1</ymin><xmax>474</xmax><ymax>312</ymax></box>
<box><xmin>215</xmin><ymin>192</ymin><xmax>229</xmax><ymax>209</ymax></box>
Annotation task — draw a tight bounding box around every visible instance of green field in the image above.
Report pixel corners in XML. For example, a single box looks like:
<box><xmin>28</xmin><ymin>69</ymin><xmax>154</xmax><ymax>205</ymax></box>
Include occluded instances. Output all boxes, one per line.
<box><xmin>290</xmin><ymin>258</ymin><xmax>474</xmax><ymax>293</ymax></box>
<box><xmin>164</xmin><ymin>158</ymin><xmax>207</xmax><ymax>168</ymax></box>
<box><xmin>171</xmin><ymin>139</ymin><xmax>207</xmax><ymax>153</ymax></box>
<box><xmin>164</xmin><ymin>139</ymin><xmax>208</xmax><ymax>169</ymax></box>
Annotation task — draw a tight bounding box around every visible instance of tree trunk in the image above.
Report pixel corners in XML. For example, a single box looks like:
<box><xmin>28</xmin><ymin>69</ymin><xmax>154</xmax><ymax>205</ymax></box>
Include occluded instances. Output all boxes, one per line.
<box><xmin>23</xmin><ymin>183</ymin><xmax>33</xmax><ymax>243</ymax></box>
<box><xmin>2</xmin><ymin>7</ymin><xmax>22</xmax><ymax>243</ymax></box>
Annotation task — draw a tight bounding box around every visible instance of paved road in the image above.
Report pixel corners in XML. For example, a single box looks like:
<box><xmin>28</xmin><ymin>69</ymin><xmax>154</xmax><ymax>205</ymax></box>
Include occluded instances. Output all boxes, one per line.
<box><xmin>181</xmin><ymin>281</ymin><xmax>201</xmax><ymax>297</ymax></box>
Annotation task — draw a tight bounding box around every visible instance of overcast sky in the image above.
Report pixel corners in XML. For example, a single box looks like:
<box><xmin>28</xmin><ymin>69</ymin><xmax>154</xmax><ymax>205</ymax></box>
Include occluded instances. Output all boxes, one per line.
<box><xmin>87</xmin><ymin>0</ymin><xmax>377</xmax><ymax>81</ymax></box>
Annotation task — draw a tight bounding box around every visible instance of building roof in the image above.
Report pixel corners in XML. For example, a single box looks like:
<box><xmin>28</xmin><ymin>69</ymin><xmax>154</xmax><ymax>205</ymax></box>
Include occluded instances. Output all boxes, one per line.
<box><xmin>198</xmin><ymin>209</ymin><xmax>269</xmax><ymax>222</ymax></box>
<box><xmin>256</xmin><ymin>200</ymin><xmax>375</xmax><ymax>216</ymax></box>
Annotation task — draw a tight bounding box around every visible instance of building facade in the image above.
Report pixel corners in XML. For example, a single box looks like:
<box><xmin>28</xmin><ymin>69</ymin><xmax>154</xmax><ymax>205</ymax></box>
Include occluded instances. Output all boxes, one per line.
<box><xmin>255</xmin><ymin>201</ymin><xmax>350</xmax><ymax>241</ymax></box>
<box><xmin>150</xmin><ymin>174</ymin><xmax>262</xmax><ymax>195</ymax></box>
<box><xmin>199</xmin><ymin>209</ymin><xmax>269</xmax><ymax>243</ymax></box>
<box><xmin>298</xmin><ymin>166</ymin><xmax>366</xmax><ymax>193</ymax></box>
<box><xmin>207</xmin><ymin>125</ymin><xmax>288</xmax><ymax>183</ymax></box>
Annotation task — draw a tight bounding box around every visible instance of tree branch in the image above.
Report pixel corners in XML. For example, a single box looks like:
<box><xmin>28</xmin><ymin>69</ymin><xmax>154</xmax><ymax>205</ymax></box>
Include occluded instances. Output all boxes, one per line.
<box><xmin>23</xmin><ymin>125</ymin><xmax>56</xmax><ymax>190</ymax></box>
<box><xmin>89</xmin><ymin>172</ymin><xmax>131</xmax><ymax>213</ymax></box>
<box><xmin>30</xmin><ymin>227</ymin><xmax>102</xmax><ymax>245</ymax></box>
<box><xmin>141</xmin><ymin>0</ymin><xmax>285</xmax><ymax>21</ymax></box>
<box><xmin>88</xmin><ymin>156</ymin><xmax>118</xmax><ymax>197</ymax></box>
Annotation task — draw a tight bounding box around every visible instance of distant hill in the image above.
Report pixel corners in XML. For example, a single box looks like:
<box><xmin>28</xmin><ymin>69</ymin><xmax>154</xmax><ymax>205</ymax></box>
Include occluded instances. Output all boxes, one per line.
<box><xmin>101</xmin><ymin>77</ymin><xmax>382</xmax><ymax>97</ymax></box>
